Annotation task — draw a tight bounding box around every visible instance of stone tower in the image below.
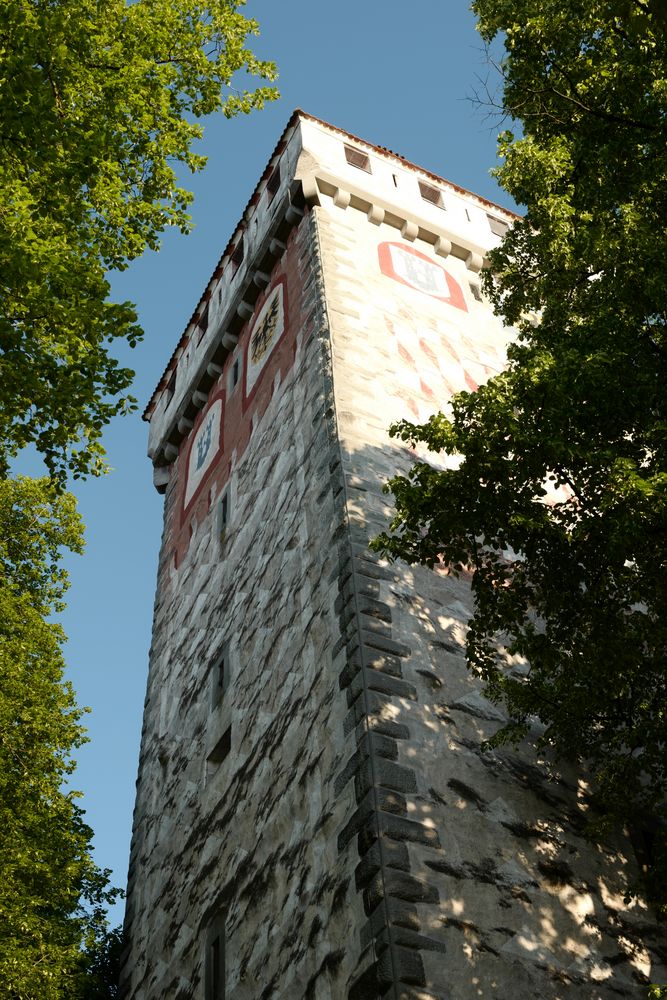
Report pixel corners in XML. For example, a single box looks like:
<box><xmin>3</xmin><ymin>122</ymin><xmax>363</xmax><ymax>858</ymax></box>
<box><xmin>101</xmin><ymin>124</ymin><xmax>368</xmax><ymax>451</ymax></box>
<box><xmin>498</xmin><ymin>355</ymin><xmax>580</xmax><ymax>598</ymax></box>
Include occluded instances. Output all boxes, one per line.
<box><xmin>121</xmin><ymin>111</ymin><xmax>665</xmax><ymax>1000</ymax></box>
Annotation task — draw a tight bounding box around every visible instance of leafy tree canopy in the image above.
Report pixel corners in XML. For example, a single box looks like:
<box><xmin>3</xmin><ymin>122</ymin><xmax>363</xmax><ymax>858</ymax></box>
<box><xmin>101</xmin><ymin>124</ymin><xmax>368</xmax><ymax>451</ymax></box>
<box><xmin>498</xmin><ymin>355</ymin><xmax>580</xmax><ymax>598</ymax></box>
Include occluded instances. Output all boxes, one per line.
<box><xmin>373</xmin><ymin>0</ymin><xmax>667</xmax><ymax>911</ymax></box>
<box><xmin>1</xmin><ymin>0</ymin><xmax>277</xmax><ymax>482</ymax></box>
<box><xmin>0</xmin><ymin>477</ymin><xmax>120</xmax><ymax>999</ymax></box>
<box><xmin>79</xmin><ymin>926</ymin><xmax>124</xmax><ymax>1000</ymax></box>
<box><xmin>0</xmin><ymin>4</ymin><xmax>276</xmax><ymax>994</ymax></box>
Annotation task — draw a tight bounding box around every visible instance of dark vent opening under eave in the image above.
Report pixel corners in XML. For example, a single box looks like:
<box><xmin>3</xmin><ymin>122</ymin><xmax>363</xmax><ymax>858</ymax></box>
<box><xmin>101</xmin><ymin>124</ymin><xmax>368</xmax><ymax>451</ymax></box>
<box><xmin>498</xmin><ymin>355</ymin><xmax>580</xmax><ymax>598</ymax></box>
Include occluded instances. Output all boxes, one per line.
<box><xmin>267</xmin><ymin>164</ymin><xmax>281</xmax><ymax>199</ymax></box>
<box><xmin>231</xmin><ymin>238</ymin><xmax>245</xmax><ymax>272</ymax></box>
<box><xmin>419</xmin><ymin>180</ymin><xmax>444</xmax><ymax>208</ymax></box>
<box><xmin>488</xmin><ymin>214</ymin><xmax>509</xmax><ymax>237</ymax></box>
<box><xmin>344</xmin><ymin>144</ymin><xmax>371</xmax><ymax>172</ymax></box>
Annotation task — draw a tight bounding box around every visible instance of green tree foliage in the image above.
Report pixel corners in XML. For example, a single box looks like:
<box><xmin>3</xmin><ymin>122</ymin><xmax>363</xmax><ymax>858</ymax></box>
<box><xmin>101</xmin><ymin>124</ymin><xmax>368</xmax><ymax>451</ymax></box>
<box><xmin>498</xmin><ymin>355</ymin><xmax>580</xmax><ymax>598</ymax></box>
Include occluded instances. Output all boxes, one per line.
<box><xmin>0</xmin><ymin>3</ymin><xmax>276</xmax><ymax>994</ymax></box>
<box><xmin>0</xmin><ymin>478</ymin><xmax>119</xmax><ymax>999</ymax></box>
<box><xmin>373</xmin><ymin>0</ymin><xmax>667</xmax><ymax>910</ymax></box>
<box><xmin>1</xmin><ymin>0</ymin><xmax>277</xmax><ymax>481</ymax></box>
<box><xmin>79</xmin><ymin>926</ymin><xmax>124</xmax><ymax>1000</ymax></box>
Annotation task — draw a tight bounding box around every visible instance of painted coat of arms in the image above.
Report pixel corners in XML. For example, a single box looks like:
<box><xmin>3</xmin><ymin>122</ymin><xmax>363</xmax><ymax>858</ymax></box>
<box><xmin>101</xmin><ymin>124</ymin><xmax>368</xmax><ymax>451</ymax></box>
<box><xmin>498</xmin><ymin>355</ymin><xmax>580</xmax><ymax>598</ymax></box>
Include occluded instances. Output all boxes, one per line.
<box><xmin>245</xmin><ymin>283</ymin><xmax>285</xmax><ymax>396</ymax></box>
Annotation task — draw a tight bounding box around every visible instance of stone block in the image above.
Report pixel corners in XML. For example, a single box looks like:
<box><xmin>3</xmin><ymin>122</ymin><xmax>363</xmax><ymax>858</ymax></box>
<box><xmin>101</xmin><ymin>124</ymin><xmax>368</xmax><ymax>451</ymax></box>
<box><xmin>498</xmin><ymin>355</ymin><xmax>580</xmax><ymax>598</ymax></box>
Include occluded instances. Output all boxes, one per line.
<box><xmin>355</xmin><ymin>718</ymin><xmax>411</xmax><ymax>744</ymax></box>
<box><xmin>362</xmin><ymin>898</ymin><xmax>421</xmax><ymax>944</ymax></box>
<box><xmin>339</xmin><ymin>649</ymin><xmax>405</xmax><ymax>690</ymax></box>
<box><xmin>349</xmin><ymin>961</ymin><xmax>380</xmax><ymax>1000</ymax></box>
<box><xmin>355</xmin><ymin>837</ymin><xmax>411</xmax><ymax>889</ymax></box>
<box><xmin>356</xmin><ymin>595</ymin><xmax>392</xmax><ymax>621</ymax></box>
<box><xmin>354</xmin><ymin>757</ymin><xmax>418</xmax><ymax>799</ymax></box>
<box><xmin>360</xmin><ymin>629</ymin><xmax>412</xmax><ymax>658</ymax></box>
<box><xmin>355</xmin><ymin>576</ymin><xmax>381</xmax><ymax>599</ymax></box>
<box><xmin>344</xmin><ymin>687</ymin><xmax>402</xmax><ymax>734</ymax></box>
<box><xmin>354</xmin><ymin>559</ymin><xmax>400</xmax><ymax>582</ymax></box>
<box><xmin>377</xmin><ymin>944</ymin><xmax>426</xmax><ymax>987</ymax></box>
<box><xmin>364</xmin><ymin>869</ymin><xmax>440</xmax><ymax>913</ymax></box>
<box><xmin>346</xmin><ymin>669</ymin><xmax>418</xmax><ymax>706</ymax></box>
<box><xmin>333</xmin><ymin>731</ymin><xmax>399</xmax><ymax>797</ymax></box>
<box><xmin>358</xmin><ymin>614</ymin><xmax>394</xmax><ymax>640</ymax></box>
<box><xmin>338</xmin><ymin>786</ymin><xmax>411</xmax><ymax>852</ymax></box>
<box><xmin>375</xmin><ymin>926</ymin><xmax>447</xmax><ymax>957</ymax></box>
<box><xmin>361</xmin><ymin>812</ymin><xmax>441</xmax><ymax>851</ymax></box>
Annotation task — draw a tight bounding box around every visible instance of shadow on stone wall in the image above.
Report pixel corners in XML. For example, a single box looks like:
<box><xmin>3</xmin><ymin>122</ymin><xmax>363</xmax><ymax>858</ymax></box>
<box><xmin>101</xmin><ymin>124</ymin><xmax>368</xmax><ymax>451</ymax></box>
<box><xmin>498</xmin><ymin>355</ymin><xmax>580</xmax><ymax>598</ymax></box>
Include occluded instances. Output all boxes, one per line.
<box><xmin>339</xmin><ymin>438</ymin><xmax>666</xmax><ymax>1000</ymax></box>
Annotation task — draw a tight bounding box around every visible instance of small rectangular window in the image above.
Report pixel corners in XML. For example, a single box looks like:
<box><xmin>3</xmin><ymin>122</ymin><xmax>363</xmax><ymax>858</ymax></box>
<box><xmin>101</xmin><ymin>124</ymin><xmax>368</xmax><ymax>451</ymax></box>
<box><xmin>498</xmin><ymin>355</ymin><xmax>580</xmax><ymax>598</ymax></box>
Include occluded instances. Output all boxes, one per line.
<box><xmin>344</xmin><ymin>144</ymin><xmax>371</xmax><ymax>172</ymax></box>
<box><xmin>197</xmin><ymin>304</ymin><xmax>209</xmax><ymax>343</ymax></box>
<box><xmin>210</xmin><ymin>938</ymin><xmax>222</xmax><ymax>999</ymax></box>
<box><xmin>418</xmin><ymin>181</ymin><xmax>444</xmax><ymax>209</ymax></box>
<box><xmin>205</xmin><ymin>914</ymin><xmax>225</xmax><ymax>1000</ymax></box>
<box><xmin>231</xmin><ymin>239</ymin><xmax>244</xmax><ymax>274</ymax></box>
<box><xmin>164</xmin><ymin>369</ymin><xmax>176</xmax><ymax>409</ymax></box>
<box><xmin>210</xmin><ymin>647</ymin><xmax>228</xmax><ymax>710</ymax></box>
<box><xmin>207</xmin><ymin>727</ymin><xmax>231</xmax><ymax>769</ymax></box>
<box><xmin>229</xmin><ymin>358</ymin><xmax>240</xmax><ymax>394</ymax></box>
<box><xmin>218</xmin><ymin>492</ymin><xmax>229</xmax><ymax>541</ymax></box>
<box><xmin>487</xmin><ymin>214</ymin><xmax>509</xmax><ymax>237</ymax></box>
<box><xmin>267</xmin><ymin>164</ymin><xmax>281</xmax><ymax>200</ymax></box>
<box><xmin>199</xmin><ymin>304</ymin><xmax>209</xmax><ymax>332</ymax></box>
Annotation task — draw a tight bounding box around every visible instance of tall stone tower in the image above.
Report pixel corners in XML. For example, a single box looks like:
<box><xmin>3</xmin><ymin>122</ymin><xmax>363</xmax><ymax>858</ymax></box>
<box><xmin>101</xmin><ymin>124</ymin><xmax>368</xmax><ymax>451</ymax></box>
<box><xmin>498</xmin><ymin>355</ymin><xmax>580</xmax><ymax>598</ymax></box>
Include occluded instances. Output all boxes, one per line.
<box><xmin>122</xmin><ymin>112</ymin><xmax>665</xmax><ymax>1000</ymax></box>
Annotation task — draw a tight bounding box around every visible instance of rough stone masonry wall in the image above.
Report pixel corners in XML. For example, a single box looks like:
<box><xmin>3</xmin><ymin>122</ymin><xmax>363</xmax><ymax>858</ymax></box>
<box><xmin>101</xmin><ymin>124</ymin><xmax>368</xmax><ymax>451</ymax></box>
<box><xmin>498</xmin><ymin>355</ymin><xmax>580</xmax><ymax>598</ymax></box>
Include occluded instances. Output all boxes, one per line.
<box><xmin>314</xmin><ymin>199</ymin><xmax>667</xmax><ymax>999</ymax></box>
<box><xmin>122</xmin><ymin>210</ymin><xmax>375</xmax><ymax>1000</ymax></box>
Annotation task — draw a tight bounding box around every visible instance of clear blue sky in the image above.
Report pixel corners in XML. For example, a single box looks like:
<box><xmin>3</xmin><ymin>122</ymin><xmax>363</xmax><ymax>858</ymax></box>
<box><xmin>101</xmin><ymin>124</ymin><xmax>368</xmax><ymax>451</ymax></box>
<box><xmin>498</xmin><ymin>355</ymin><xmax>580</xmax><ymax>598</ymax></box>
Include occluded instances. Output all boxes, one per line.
<box><xmin>59</xmin><ymin>1</ymin><xmax>516</xmax><ymax>926</ymax></box>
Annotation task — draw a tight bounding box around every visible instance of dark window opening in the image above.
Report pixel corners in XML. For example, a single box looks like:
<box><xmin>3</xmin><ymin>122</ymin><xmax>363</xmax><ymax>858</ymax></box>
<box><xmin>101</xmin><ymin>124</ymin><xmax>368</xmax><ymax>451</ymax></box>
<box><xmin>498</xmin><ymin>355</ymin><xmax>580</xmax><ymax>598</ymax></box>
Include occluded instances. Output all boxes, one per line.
<box><xmin>344</xmin><ymin>144</ymin><xmax>371</xmax><ymax>172</ymax></box>
<box><xmin>227</xmin><ymin>358</ymin><xmax>240</xmax><ymax>396</ymax></box>
<box><xmin>207</xmin><ymin>727</ymin><xmax>231</xmax><ymax>769</ymax></box>
<box><xmin>231</xmin><ymin>238</ymin><xmax>244</xmax><ymax>274</ymax></box>
<box><xmin>418</xmin><ymin>180</ymin><xmax>444</xmax><ymax>208</ymax></box>
<box><xmin>210</xmin><ymin>648</ymin><xmax>228</xmax><ymax>710</ymax></box>
<box><xmin>218</xmin><ymin>491</ymin><xmax>230</xmax><ymax>542</ymax></box>
<box><xmin>164</xmin><ymin>369</ymin><xmax>177</xmax><ymax>409</ymax></box>
<box><xmin>487</xmin><ymin>214</ymin><xmax>509</xmax><ymax>237</ymax></box>
<box><xmin>210</xmin><ymin>938</ymin><xmax>222</xmax><ymax>999</ymax></box>
<box><xmin>204</xmin><ymin>916</ymin><xmax>225</xmax><ymax>1000</ymax></box>
<box><xmin>267</xmin><ymin>164</ymin><xmax>281</xmax><ymax>200</ymax></box>
<box><xmin>197</xmin><ymin>304</ymin><xmax>209</xmax><ymax>342</ymax></box>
